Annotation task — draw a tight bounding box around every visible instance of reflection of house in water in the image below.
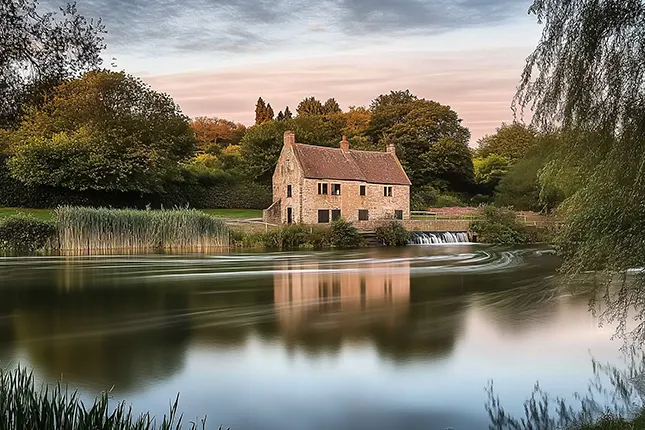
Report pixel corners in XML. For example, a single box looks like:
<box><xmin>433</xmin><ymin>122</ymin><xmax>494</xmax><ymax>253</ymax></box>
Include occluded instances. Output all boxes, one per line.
<box><xmin>273</xmin><ymin>260</ymin><xmax>410</xmax><ymax>338</ymax></box>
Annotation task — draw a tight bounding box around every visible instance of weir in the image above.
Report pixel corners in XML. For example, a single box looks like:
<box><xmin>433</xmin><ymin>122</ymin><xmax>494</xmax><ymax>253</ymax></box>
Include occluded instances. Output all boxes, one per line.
<box><xmin>409</xmin><ymin>231</ymin><xmax>471</xmax><ymax>245</ymax></box>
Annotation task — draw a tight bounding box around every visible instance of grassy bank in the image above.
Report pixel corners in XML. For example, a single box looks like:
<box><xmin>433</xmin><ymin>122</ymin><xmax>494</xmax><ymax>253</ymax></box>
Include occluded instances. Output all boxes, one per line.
<box><xmin>0</xmin><ymin>367</ymin><xmax>209</xmax><ymax>430</ymax></box>
<box><xmin>0</xmin><ymin>208</ymin><xmax>262</xmax><ymax>221</ymax></box>
<box><xmin>0</xmin><ymin>207</ymin><xmax>230</xmax><ymax>253</ymax></box>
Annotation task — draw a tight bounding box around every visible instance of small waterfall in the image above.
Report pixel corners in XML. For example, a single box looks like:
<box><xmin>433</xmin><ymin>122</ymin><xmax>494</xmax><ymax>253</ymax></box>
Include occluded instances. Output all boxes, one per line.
<box><xmin>409</xmin><ymin>231</ymin><xmax>471</xmax><ymax>245</ymax></box>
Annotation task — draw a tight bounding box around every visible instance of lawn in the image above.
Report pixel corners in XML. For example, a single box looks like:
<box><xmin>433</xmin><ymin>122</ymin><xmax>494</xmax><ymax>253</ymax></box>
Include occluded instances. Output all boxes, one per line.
<box><xmin>0</xmin><ymin>208</ymin><xmax>262</xmax><ymax>221</ymax></box>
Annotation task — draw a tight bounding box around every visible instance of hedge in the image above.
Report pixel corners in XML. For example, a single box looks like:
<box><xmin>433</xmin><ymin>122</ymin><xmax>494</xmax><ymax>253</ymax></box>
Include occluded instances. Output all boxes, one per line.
<box><xmin>0</xmin><ymin>156</ymin><xmax>271</xmax><ymax>210</ymax></box>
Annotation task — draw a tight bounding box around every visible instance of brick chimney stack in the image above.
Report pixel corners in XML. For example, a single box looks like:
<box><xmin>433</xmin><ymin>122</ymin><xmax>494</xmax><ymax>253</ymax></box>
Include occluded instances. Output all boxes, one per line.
<box><xmin>284</xmin><ymin>130</ymin><xmax>295</xmax><ymax>146</ymax></box>
<box><xmin>386</xmin><ymin>139</ymin><xmax>396</xmax><ymax>155</ymax></box>
<box><xmin>340</xmin><ymin>135</ymin><xmax>350</xmax><ymax>152</ymax></box>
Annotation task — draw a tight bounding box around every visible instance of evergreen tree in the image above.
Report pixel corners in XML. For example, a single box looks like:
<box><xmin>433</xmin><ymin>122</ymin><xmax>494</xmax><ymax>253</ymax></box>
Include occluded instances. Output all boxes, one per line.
<box><xmin>284</xmin><ymin>106</ymin><xmax>293</xmax><ymax>119</ymax></box>
<box><xmin>255</xmin><ymin>97</ymin><xmax>267</xmax><ymax>124</ymax></box>
<box><xmin>276</xmin><ymin>111</ymin><xmax>285</xmax><ymax>121</ymax></box>
<box><xmin>323</xmin><ymin>98</ymin><xmax>342</xmax><ymax>114</ymax></box>
<box><xmin>265</xmin><ymin>103</ymin><xmax>275</xmax><ymax>122</ymax></box>
<box><xmin>297</xmin><ymin>97</ymin><xmax>325</xmax><ymax>116</ymax></box>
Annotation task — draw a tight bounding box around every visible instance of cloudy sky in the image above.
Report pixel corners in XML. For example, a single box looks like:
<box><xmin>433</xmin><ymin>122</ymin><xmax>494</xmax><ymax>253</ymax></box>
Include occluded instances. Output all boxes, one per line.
<box><xmin>46</xmin><ymin>0</ymin><xmax>543</xmax><ymax>143</ymax></box>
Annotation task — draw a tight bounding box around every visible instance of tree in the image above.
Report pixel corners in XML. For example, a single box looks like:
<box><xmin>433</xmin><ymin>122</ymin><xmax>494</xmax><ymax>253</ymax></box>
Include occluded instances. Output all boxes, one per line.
<box><xmin>369</xmin><ymin>89</ymin><xmax>417</xmax><ymax>111</ymax></box>
<box><xmin>473</xmin><ymin>154</ymin><xmax>511</xmax><ymax>194</ymax></box>
<box><xmin>476</xmin><ymin>122</ymin><xmax>537</xmax><ymax>161</ymax></box>
<box><xmin>255</xmin><ymin>97</ymin><xmax>267</xmax><ymax>124</ymax></box>
<box><xmin>8</xmin><ymin>70</ymin><xmax>195</xmax><ymax>193</ymax></box>
<box><xmin>418</xmin><ymin>137</ymin><xmax>474</xmax><ymax>191</ymax></box>
<box><xmin>265</xmin><ymin>103</ymin><xmax>275</xmax><ymax>122</ymax></box>
<box><xmin>296</xmin><ymin>97</ymin><xmax>325</xmax><ymax>116</ymax></box>
<box><xmin>191</xmin><ymin>117</ymin><xmax>246</xmax><ymax>154</ymax></box>
<box><xmin>283</xmin><ymin>106</ymin><xmax>293</xmax><ymax>119</ymax></box>
<box><xmin>276</xmin><ymin>111</ymin><xmax>284</xmax><ymax>121</ymax></box>
<box><xmin>323</xmin><ymin>98</ymin><xmax>342</xmax><ymax>114</ymax></box>
<box><xmin>386</xmin><ymin>99</ymin><xmax>471</xmax><ymax>186</ymax></box>
<box><xmin>1</xmin><ymin>0</ymin><xmax>106</xmax><ymax>129</ymax></box>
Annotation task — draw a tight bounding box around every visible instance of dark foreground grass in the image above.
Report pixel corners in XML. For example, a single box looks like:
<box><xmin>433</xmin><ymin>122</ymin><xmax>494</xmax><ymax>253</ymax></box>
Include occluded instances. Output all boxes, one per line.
<box><xmin>0</xmin><ymin>367</ymin><xmax>219</xmax><ymax>430</ymax></box>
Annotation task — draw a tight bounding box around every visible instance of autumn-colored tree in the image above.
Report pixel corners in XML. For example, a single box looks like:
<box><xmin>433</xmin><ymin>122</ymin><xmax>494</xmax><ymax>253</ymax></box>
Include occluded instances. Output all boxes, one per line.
<box><xmin>296</xmin><ymin>97</ymin><xmax>325</xmax><ymax>116</ymax></box>
<box><xmin>191</xmin><ymin>117</ymin><xmax>246</xmax><ymax>154</ymax></box>
<box><xmin>476</xmin><ymin>122</ymin><xmax>537</xmax><ymax>161</ymax></box>
<box><xmin>255</xmin><ymin>97</ymin><xmax>267</xmax><ymax>124</ymax></box>
<box><xmin>1</xmin><ymin>0</ymin><xmax>106</xmax><ymax>129</ymax></box>
<box><xmin>8</xmin><ymin>70</ymin><xmax>195</xmax><ymax>193</ymax></box>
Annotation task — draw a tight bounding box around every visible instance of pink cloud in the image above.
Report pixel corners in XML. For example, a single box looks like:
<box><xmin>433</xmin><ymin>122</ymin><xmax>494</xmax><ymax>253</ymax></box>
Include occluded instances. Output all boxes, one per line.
<box><xmin>140</xmin><ymin>48</ymin><xmax>531</xmax><ymax>144</ymax></box>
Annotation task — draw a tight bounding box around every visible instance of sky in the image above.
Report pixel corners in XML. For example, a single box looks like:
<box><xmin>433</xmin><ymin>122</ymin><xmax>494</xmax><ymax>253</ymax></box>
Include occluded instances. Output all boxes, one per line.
<box><xmin>45</xmin><ymin>0</ymin><xmax>543</xmax><ymax>143</ymax></box>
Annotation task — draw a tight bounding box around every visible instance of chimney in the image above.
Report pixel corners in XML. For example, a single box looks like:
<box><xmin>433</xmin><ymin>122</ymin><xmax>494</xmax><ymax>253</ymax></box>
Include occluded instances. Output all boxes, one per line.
<box><xmin>386</xmin><ymin>139</ymin><xmax>396</xmax><ymax>155</ymax></box>
<box><xmin>284</xmin><ymin>130</ymin><xmax>295</xmax><ymax>146</ymax></box>
<box><xmin>340</xmin><ymin>135</ymin><xmax>350</xmax><ymax>152</ymax></box>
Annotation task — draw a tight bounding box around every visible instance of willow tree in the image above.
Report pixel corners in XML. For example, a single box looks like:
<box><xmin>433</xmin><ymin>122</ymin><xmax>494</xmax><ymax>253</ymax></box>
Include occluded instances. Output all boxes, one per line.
<box><xmin>515</xmin><ymin>0</ymin><xmax>645</xmax><ymax>343</ymax></box>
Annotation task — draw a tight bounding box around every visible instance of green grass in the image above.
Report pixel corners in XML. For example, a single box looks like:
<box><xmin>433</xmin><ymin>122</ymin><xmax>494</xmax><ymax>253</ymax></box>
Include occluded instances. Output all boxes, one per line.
<box><xmin>200</xmin><ymin>209</ymin><xmax>262</xmax><ymax>219</ymax></box>
<box><xmin>0</xmin><ymin>366</ymin><xmax>209</xmax><ymax>430</ymax></box>
<box><xmin>0</xmin><ymin>208</ymin><xmax>55</xmax><ymax>221</ymax></box>
<box><xmin>0</xmin><ymin>208</ymin><xmax>262</xmax><ymax>221</ymax></box>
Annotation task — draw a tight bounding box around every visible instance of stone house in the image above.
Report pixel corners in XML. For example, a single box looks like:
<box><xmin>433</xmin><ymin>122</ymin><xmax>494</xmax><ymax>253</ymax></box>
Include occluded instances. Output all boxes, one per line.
<box><xmin>263</xmin><ymin>131</ymin><xmax>411</xmax><ymax>225</ymax></box>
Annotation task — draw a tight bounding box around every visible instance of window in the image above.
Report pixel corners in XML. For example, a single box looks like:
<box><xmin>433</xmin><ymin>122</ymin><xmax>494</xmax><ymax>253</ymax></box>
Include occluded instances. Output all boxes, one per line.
<box><xmin>331</xmin><ymin>184</ymin><xmax>341</xmax><ymax>195</ymax></box>
<box><xmin>331</xmin><ymin>209</ymin><xmax>341</xmax><ymax>221</ymax></box>
<box><xmin>318</xmin><ymin>183</ymin><xmax>328</xmax><ymax>195</ymax></box>
<box><xmin>384</xmin><ymin>186</ymin><xmax>393</xmax><ymax>197</ymax></box>
<box><xmin>287</xmin><ymin>184</ymin><xmax>292</xmax><ymax>198</ymax></box>
<box><xmin>395</xmin><ymin>210</ymin><xmax>403</xmax><ymax>220</ymax></box>
<box><xmin>360</xmin><ymin>185</ymin><xmax>366</xmax><ymax>196</ymax></box>
<box><xmin>318</xmin><ymin>210</ymin><xmax>330</xmax><ymax>223</ymax></box>
<box><xmin>358</xmin><ymin>210</ymin><xmax>369</xmax><ymax>221</ymax></box>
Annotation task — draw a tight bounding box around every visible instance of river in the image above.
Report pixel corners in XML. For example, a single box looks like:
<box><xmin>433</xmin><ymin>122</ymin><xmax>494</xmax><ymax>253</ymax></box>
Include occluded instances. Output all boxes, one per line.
<box><xmin>0</xmin><ymin>245</ymin><xmax>627</xmax><ymax>429</ymax></box>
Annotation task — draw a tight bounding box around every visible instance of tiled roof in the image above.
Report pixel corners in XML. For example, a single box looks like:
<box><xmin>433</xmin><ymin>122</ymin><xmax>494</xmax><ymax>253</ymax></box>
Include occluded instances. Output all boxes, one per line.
<box><xmin>292</xmin><ymin>143</ymin><xmax>411</xmax><ymax>186</ymax></box>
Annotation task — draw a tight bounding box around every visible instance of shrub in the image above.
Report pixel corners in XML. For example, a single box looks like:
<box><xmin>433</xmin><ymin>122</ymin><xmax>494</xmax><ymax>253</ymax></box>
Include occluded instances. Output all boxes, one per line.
<box><xmin>279</xmin><ymin>224</ymin><xmax>309</xmax><ymax>249</ymax></box>
<box><xmin>0</xmin><ymin>214</ymin><xmax>57</xmax><ymax>253</ymax></box>
<box><xmin>309</xmin><ymin>226</ymin><xmax>332</xmax><ymax>249</ymax></box>
<box><xmin>260</xmin><ymin>230</ymin><xmax>281</xmax><ymax>249</ymax></box>
<box><xmin>375</xmin><ymin>221</ymin><xmax>411</xmax><ymax>246</ymax></box>
<box><xmin>435</xmin><ymin>194</ymin><xmax>466</xmax><ymax>208</ymax></box>
<box><xmin>469</xmin><ymin>205</ymin><xmax>531</xmax><ymax>245</ymax></box>
<box><xmin>0</xmin><ymin>366</ymin><xmax>206</xmax><ymax>430</ymax></box>
<box><xmin>330</xmin><ymin>218</ymin><xmax>363</xmax><ymax>248</ymax></box>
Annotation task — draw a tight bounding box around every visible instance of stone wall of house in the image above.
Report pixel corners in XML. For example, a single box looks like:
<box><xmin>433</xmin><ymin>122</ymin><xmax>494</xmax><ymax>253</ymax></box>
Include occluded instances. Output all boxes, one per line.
<box><xmin>269</xmin><ymin>133</ymin><xmax>305</xmax><ymax>224</ymax></box>
<box><xmin>299</xmin><ymin>179</ymin><xmax>410</xmax><ymax>225</ymax></box>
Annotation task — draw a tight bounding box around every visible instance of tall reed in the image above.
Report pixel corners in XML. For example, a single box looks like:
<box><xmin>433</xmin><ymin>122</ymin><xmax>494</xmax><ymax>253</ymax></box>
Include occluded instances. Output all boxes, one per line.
<box><xmin>56</xmin><ymin>206</ymin><xmax>229</xmax><ymax>252</ymax></box>
<box><xmin>0</xmin><ymin>366</ymin><xmax>213</xmax><ymax>430</ymax></box>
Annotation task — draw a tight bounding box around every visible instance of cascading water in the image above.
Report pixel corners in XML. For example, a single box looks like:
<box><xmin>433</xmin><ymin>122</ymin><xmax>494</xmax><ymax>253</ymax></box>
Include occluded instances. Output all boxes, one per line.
<box><xmin>409</xmin><ymin>231</ymin><xmax>471</xmax><ymax>245</ymax></box>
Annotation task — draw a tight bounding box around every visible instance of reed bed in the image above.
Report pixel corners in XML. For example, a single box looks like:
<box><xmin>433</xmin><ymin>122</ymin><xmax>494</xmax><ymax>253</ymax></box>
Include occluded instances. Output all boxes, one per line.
<box><xmin>56</xmin><ymin>206</ymin><xmax>229</xmax><ymax>252</ymax></box>
<box><xmin>0</xmin><ymin>366</ymin><xmax>212</xmax><ymax>430</ymax></box>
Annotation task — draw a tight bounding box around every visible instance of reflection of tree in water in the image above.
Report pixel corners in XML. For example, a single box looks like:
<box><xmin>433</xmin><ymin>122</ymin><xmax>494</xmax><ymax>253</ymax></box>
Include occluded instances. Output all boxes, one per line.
<box><xmin>7</xmin><ymin>285</ymin><xmax>191</xmax><ymax>394</ymax></box>
<box><xmin>272</xmin><ymin>259</ymin><xmax>468</xmax><ymax>361</ymax></box>
<box><xmin>487</xmin><ymin>348</ymin><xmax>645</xmax><ymax>429</ymax></box>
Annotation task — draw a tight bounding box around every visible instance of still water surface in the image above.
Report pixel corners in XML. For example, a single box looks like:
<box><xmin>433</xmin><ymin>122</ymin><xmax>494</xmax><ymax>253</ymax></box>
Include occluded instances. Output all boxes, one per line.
<box><xmin>0</xmin><ymin>245</ymin><xmax>624</xmax><ymax>429</ymax></box>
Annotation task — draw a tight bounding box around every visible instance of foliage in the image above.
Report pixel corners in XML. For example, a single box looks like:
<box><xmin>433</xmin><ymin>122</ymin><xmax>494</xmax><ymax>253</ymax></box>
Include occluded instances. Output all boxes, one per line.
<box><xmin>56</xmin><ymin>206</ymin><xmax>229</xmax><ymax>251</ymax></box>
<box><xmin>375</xmin><ymin>221</ymin><xmax>411</xmax><ymax>246</ymax></box>
<box><xmin>434</xmin><ymin>194</ymin><xmax>466</xmax><ymax>208</ymax></box>
<box><xmin>278</xmin><ymin>224</ymin><xmax>310</xmax><ymax>249</ymax></box>
<box><xmin>476</xmin><ymin>122</ymin><xmax>537</xmax><ymax>161</ymax></box>
<box><xmin>469</xmin><ymin>205</ymin><xmax>531</xmax><ymax>245</ymax></box>
<box><xmin>0</xmin><ymin>214</ymin><xmax>56</xmax><ymax>253</ymax></box>
<box><xmin>474</xmin><ymin>154</ymin><xmax>511</xmax><ymax>194</ymax></box>
<box><xmin>486</xmin><ymin>350</ymin><xmax>645</xmax><ymax>430</ymax></box>
<box><xmin>8</xmin><ymin>70</ymin><xmax>195</xmax><ymax>193</ymax></box>
<box><xmin>512</xmin><ymin>0</ymin><xmax>645</xmax><ymax>345</ymax></box>
<box><xmin>410</xmin><ymin>185</ymin><xmax>439</xmax><ymax>211</ymax></box>
<box><xmin>255</xmin><ymin>97</ymin><xmax>271</xmax><ymax>124</ymax></box>
<box><xmin>191</xmin><ymin>117</ymin><xmax>245</xmax><ymax>154</ymax></box>
<box><xmin>330</xmin><ymin>218</ymin><xmax>363</xmax><ymax>248</ymax></box>
<box><xmin>418</xmin><ymin>137</ymin><xmax>474</xmax><ymax>191</ymax></box>
<box><xmin>309</xmin><ymin>227</ymin><xmax>332</xmax><ymax>249</ymax></box>
<box><xmin>370</xmin><ymin>95</ymin><xmax>471</xmax><ymax>188</ymax></box>
<box><xmin>1</xmin><ymin>0</ymin><xmax>106</xmax><ymax>129</ymax></box>
<box><xmin>0</xmin><ymin>366</ymin><xmax>207</xmax><ymax>430</ymax></box>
